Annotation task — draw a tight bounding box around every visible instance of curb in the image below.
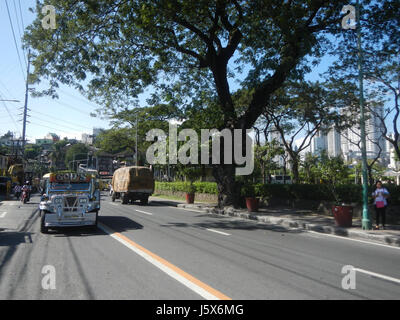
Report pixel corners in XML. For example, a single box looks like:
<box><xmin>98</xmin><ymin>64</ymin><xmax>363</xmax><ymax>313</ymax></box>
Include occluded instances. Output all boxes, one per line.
<box><xmin>177</xmin><ymin>204</ymin><xmax>400</xmax><ymax>248</ymax></box>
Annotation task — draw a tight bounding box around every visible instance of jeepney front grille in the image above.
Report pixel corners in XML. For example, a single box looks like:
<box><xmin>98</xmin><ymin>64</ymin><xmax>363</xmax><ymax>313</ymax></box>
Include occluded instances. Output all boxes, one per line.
<box><xmin>64</xmin><ymin>196</ymin><xmax>78</xmax><ymax>211</ymax></box>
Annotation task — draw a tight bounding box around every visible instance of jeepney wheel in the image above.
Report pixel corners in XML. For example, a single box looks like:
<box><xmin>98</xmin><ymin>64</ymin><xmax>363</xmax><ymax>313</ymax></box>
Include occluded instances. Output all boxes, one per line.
<box><xmin>92</xmin><ymin>211</ymin><xmax>98</xmax><ymax>229</ymax></box>
<box><xmin>40</xmin><ymin>213</ymin><xmax>49</xmax><ymax>234</ymax></box>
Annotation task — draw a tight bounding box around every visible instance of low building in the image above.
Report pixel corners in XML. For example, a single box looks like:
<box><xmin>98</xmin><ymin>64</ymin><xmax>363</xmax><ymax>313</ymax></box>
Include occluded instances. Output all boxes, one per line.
<box><xmin>0</xmin><ymin>154</ymin><xmax>8</xmax><ymax>175</ymax></box>
<box><xmin>35</xmin><ymin>138</ymin><xmax>53</xmax><ymax>146</ymax></box>
<box><xmin>45</xmin><ymin>133</ymin><xmax>60</xmax><ymax>142</ymax></box>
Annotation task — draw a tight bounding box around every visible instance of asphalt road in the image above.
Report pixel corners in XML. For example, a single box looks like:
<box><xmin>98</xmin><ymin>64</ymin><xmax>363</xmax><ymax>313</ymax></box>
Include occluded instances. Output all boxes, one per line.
<box><xmin>0</xmin><ymin>193</ymin><xmax>400</xmax><ymax>300</ymax></box>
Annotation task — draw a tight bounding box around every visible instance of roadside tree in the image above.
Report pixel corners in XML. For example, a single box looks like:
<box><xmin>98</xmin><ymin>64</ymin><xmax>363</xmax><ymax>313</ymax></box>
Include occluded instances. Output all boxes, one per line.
<box><xmin>25</xmin><ymin>0</ymin><xmax>361</xmax><ymax>207</ymax></box>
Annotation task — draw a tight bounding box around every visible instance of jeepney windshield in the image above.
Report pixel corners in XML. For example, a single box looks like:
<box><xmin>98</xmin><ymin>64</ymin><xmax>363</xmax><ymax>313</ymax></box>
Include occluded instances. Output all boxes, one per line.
<box><xmin>49</xmin><ymin>182</ymin><xmax>91</xmax><ymax>192</ymax></box>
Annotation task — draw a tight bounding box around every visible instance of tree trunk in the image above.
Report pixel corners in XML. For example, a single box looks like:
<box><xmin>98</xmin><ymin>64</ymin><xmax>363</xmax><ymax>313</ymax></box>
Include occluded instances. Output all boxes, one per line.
<box><xmin>212</xmin><ymin>164</ymin><xmax>241</xmax><ymax>208</ymax></box>
<box><xmin>290</xmin><ymin>157</ymin><xmax>300</xmax><ymax>184</ymax></box>
<box><xmin>262</xmin><ymin>162</ymin><xmax>266</xmax><ymax>184</ymax></box>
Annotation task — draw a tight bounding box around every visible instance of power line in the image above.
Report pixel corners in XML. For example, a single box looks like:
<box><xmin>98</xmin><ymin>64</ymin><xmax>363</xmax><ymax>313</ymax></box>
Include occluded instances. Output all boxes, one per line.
<box><xmin>43</xmin><ymin>96</ymin><xmax>96</xmax><ymax>117</ymax></box>
<box><xmin>33</xmin><ymin>109</ymin><xmax>93</xmax><ymax>131</ymax></box>
<box><xmin>13</xmin><ymin>0</ymin><xmax>27</xmax><ymax>68</ymax></box>
<box><xmin>30</xmin><ymin>114</ymin><xmax>91</xmax><ymax>133</ymax></box>
<box><xmin>29</xmin><ymin>121</ymin><xmax>80</xmax><ymax>136</ymax></box>
<box><xmin>4</xmin><ymin>0</ymin><xmax>26</xmax><ymax>81</ymax></box>
<box><xmin>0</xmin><ymin>79</ymin><xmax>16</xmax><ymax>98</ymax></box>
<box><xmin>58</xmin><ymin>88</ymin><xmax>100</xmax><ymax>109</ymax></box>
<box><xmin>0</xmin><ymin>92</ymin><xmax>21</xmax><ymax>134</ymax></box>
<box><xmin>18</xmin><ymin>0</ymin><xmax>25</xmax><ymax>31</ymax></box>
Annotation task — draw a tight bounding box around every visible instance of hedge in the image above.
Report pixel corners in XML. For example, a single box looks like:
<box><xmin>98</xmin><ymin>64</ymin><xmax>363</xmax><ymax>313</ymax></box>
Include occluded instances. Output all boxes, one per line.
<box><xmin>155</xmin><ymin>181</ymin><xmax>218</xmax><ymax>194</ymax></box>
<box><xmin>155</xmin><ymin>182</ymin><xmax>400</xmax><ymax>205</ymax></box>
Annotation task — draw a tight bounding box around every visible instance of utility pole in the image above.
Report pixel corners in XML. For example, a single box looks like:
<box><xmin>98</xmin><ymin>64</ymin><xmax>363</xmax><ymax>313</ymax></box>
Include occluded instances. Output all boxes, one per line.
<box><xmin>136</xmin><ymin>112</ymin><xmax>138</xmax><ymax>167</ymax></box>
<box><xmin>22</xmin><ymin>50</ymin><xmax>31</xmax><ymax>156</ymax></box>
<box><xmin>356</xmin><ymin>0</ymin><xmax>372</xmax><ymax>230</ymax></box>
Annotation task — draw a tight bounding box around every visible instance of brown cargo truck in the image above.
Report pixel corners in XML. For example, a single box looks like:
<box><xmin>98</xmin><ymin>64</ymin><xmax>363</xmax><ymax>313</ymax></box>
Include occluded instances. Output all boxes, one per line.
<box><xmin>111</xmin><ymin>166</ymin><xmax>154</xmax><ymax>205</ymax></box>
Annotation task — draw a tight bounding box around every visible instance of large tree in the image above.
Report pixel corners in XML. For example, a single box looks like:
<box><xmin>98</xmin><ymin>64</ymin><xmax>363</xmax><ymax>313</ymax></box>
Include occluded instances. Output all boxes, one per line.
<box><xmin>263</xmin><ymin>81</ymin><xmax>342</xmax><ymax>183</ymax></box>
<box><xmin>49</xmin><ymin>139</ymin><xmax>70</xmax><ymax>170</ymax></box>
<box><xmin>25</xmin><ymin>0</ymin><xmax>351</xmax><ymax>207</ymax></box>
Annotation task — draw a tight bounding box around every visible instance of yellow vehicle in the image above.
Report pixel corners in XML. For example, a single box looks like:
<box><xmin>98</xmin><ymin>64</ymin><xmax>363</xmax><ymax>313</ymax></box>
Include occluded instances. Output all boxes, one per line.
<box><xmin>111</xmin><ymin>166</ymin><xmax>154</xmax><ymax>205</ymax></box>
<box><xmin>8</xmin><ymin>164</ymin><xmax>24</xmax><ymax>185</ymax></box>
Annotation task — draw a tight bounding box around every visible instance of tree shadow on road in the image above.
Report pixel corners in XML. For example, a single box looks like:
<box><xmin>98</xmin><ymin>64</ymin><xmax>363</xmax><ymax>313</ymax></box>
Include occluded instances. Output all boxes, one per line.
<box><xmin>0</xmin><ymin>231</ymin><xmax>33</xmax><ymax>246</ymax></box>
<box><xmin>160</xmin><ymin>215</ymin><xmax>304</xmax><ymax>234</ymax></box>
<box><xmin>100</xmin><ymin>216</ymin><xmax>143</xmax><ymax>233</ymax></box>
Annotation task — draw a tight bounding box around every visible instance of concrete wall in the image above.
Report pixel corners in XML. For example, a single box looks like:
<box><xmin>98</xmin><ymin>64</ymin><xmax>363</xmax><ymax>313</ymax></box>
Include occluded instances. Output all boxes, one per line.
<box><xmin>154</xmin><ymin>189</ymin><xmax>218</xmax><ymax>203</ymax></box>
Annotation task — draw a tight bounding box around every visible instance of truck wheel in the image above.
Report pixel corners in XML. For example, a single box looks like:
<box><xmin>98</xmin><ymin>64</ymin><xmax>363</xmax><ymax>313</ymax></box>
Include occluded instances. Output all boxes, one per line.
<box><xmin>40</xmin><ymin>213</ymin><xmax>49</xmax><ymax>234</ymax></box>
<box><xmin>141</xmin><ymin>197</ymin><xmax>149</xmax><ymax>206</ymax></box>
<box><xmin>122</xmin><ymin>194</ymin><xmax>129</xmax><ymax>205</ymax></box>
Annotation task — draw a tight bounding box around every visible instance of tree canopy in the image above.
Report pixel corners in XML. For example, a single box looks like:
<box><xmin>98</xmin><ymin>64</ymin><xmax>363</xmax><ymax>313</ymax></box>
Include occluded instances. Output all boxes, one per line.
<box><xmin>25</xmin><ymin>0</ymin><xmax>390</xmax><ymax>206</ymax></box>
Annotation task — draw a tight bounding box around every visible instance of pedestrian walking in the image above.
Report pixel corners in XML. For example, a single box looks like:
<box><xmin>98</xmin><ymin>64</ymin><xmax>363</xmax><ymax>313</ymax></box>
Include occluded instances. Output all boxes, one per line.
<box><xmin>14</xmin><ymin>183</ymin><xmax>22</xmax><ymax>199</ymax></box>
<box><xmin>372</xmin><ymin>181</ymin><xmax>390</xmax><ymax>230</ymax></box>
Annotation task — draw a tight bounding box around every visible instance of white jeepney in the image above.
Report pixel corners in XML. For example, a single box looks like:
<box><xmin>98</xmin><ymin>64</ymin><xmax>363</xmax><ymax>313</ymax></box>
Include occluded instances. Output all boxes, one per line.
<box><xmin>39</xmin><ymin>172</ymin><xmax>100</xmax><ymax>233</ymax></box>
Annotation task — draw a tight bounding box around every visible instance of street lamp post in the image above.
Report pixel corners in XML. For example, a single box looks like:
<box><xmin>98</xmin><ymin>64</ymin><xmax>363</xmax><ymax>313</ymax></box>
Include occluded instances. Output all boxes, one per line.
<box><xmin>356</xmin><ymin>0</ymin><xmax>372</xmax><ymax>230</ymax></box>
<box><xmin>72</xmin><ymin>152</ymin><xmax>89</xmax><ymax>171</ymax></box>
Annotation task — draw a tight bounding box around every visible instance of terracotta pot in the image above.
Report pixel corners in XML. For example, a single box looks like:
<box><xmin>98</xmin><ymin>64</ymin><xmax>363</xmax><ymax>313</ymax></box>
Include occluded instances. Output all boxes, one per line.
<box><xmin>245</xmin><ymin>197</ymin><xmax>259</xmax><ymax>212</ymax></box>
<box><xmin>332</xmin><ymin>205</ymin><xmax>353</xmax><ymax>228</ymax></box>
<box><xmin>186</xmin><ymin>193</ymin><xmax>195</xmax><ymax>204</ymax></box>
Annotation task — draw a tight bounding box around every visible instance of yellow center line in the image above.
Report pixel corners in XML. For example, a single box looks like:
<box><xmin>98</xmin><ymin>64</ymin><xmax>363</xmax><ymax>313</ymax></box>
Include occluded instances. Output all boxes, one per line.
<box><xmin>98</xmin><ymin>222</ymin><xmax>231</xmax><ymax>300</ymax></box>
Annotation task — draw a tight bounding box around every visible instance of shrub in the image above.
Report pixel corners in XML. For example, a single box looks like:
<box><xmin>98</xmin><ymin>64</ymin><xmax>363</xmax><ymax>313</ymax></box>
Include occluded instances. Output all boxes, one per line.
<box><xmin>155</xmin><ymin>181</ymin><xmax>218</xmax><ymax>194</ymax></box>
<box><xmin>155</xmin><ymin>182</ymin><xmax>400</xmax><ymax>205</ymax></box>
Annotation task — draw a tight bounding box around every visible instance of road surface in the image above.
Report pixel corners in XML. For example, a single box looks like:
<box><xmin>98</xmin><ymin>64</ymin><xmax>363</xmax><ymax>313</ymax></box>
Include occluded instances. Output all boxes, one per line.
<box><xmin>1</xmin><ymin>193</ymin><xmax>399</xmax><ymax>300</ymax></box>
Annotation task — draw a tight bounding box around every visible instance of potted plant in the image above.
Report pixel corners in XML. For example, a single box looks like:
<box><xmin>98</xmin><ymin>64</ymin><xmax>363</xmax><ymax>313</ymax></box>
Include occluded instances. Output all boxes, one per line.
<box><xmin>183</xmin><ymin>182</ymin><xmax>196</xmax><ymax>204</ymax></box>
<box><xmin>178</xmin><ymin>166</ymin><xmax>202</xmax><ymax>204</ymax></box>
<box><xmin>241</xmin><ymin>184</ymin><xmax>259</xmax><ymax>212</ymax></box>
<box><xmin>319</xmin><ymin>153</ymin><xmax>353</xmax><ymax>228</ymax></box>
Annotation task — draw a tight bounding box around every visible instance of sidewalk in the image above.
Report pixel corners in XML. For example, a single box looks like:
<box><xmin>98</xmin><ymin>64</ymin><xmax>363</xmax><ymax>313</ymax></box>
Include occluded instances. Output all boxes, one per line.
<box><xmin>150</xmin><ymin>196</ymin><xmax>400</xmax><ymax>248</ymax></box>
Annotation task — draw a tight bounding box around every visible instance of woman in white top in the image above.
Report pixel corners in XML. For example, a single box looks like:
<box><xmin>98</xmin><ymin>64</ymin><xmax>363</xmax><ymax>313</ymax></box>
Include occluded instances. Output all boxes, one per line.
<box><xmin>371</xmin><ymin>181</ymin><xmax>390</xmax><ymax>230</ymax></box>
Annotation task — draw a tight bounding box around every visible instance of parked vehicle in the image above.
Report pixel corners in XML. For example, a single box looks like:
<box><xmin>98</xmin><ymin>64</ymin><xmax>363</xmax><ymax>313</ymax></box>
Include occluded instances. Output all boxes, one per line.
<box><xmin>270</xmin><ymin>175</ymin><xmax>292</xmax><ymax>184</ymax></box>
<box><xmin>39</xmin><ymin>172</ymin><xmax>101</xmax><ymax>233</ymax></box>
<box><xmin>111</xmin><ymin>166</ymin><xmax>154</xmax><ymax>205</ymax></box>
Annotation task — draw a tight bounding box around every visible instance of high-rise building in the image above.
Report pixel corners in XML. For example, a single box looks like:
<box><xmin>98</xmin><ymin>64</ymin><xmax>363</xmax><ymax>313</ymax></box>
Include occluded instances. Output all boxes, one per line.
<box><xmin>310</xmin><ymin>130</ymin><xmax>327</xmax><ymax>155</ymax></box>
<box><xmin>310</xmin><ymin>105</ymin><xmax>388</xmax><ymax>163</ymax></box>
<box><xmin>327</xmin><ymin>127</ymin><xmax>341</xmax><ymax>157</ymax></box>
<box><xmin>270</xmin><ymin>126</ymin><xmax>288</xmax><ymax>169</ymax></box>
<box><xmin>340</xmin><ymin>105</ymin><xmax>387</xmax><ymax>162</ymax></box>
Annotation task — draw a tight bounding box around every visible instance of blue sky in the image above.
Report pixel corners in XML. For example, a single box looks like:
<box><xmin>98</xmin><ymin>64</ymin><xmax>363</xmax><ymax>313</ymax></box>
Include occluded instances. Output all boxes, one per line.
<box><xmin>0</xmin><ymin>0</ymin><xmax>111</xmax><ymax>142</ymax></box>
<box><xmin>0</xmin><ymin>1</ymin><xmax>394</xmax><ymax>145</ymax></box>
